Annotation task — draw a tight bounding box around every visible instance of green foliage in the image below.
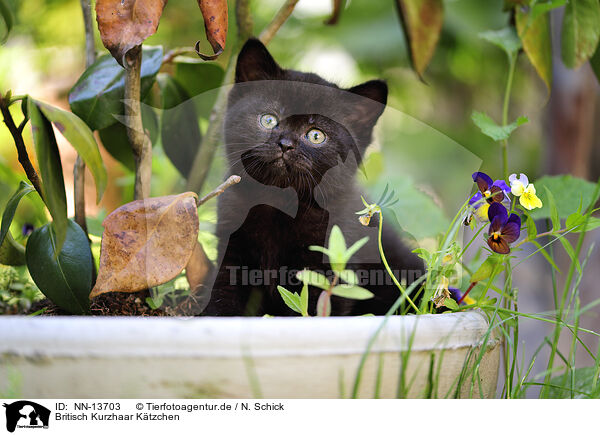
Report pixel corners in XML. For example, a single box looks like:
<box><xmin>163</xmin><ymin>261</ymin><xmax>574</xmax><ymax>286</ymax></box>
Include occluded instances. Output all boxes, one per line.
<box><xmin>35</xmin><ymin>98</ymin><xmax>107</xmax><ymax>203</ymax></box>
<box><xmin>26</xmin><ymin>220</ymin><xmax>92</xmax><ymax>314</ymax></box>
<box><xmin>0</xmin><ymin>264</ymin><xmax>42</xmax><ymax>314</ymax></box>
<box><xmin>97</xmin><ymin>104</ymin><xmax>158</xmax><ymax>172</ymax></box>
<box><xmin>0</xmin><ymin>181</ymin><xmax>34</xmax><ymax>249</ymax></box>
<box><xmin>276</xmin><ymin>285</ymin><xmax>303</xmax><ymax>315</ymax></box>
<box><xmin>27</xmin><ymin>98</ymin><xmax>68</xmax><ymax>255</ymax></box>
<box><xmin>528</xmin><ymin>175</ymin><xmax>599</xmax><ymax>220</ymax></box>
<box><xmin>561</xmin><ymin>0</ymin><xmax>600</xmax><ymax>69</ymax></box>
<box><xmin>0</xmin><ymin>0</ymin><xmax>13</xmax><ymax>43</ymax></box>
<box><xmin>547</xmin><ymin>367</ymin><xmax>600</xmax><ymax>398</ymax></box>
<box><xmin>0</xmin><ymin>232</ymin><xmax>25</xmax><ymax>266</ymax></box>
<box><xmin>331</xmin><ymin>284</ymin><xmax>374</xmax><ymax>300</ymax></box>
<box><xmin>173</xmin><ymin>60</ymin><xmax>224</xmax><ymax>118</ymax></box>
<box><xmin>68</xmin><ymin>46</ymin><xmax>163</xmax><ymax>131</ymax></box>
<box><xmin>470</xmin><ymin>255</ymin><xmax>504</xmax><ymax>283</ymax></box>
<box><xmin>516</xmin><ymin>5</ymin><xmax>553</xmax><ymax>92</ymax></box>
<box><xmin>157</xmin><ymin>73</ymin><xmax>202</xmax><ymax>178</ymax></box>
<box><xmin>310</xmin><ymin>225</ymin><xmax>368</xmax><ymax>275</ymax></box>
<box><xmin>479</xmin><ymin>27</ymin><xmax>522</xmax><ymax>58</ymax></box>
<box><xmin>471</xmin><ymin>111</ymin><xmax>528</xmax><ymax>141</ymax></box>
<box><xmin>296</xmin><ymin>270</ymin><xmax>329</xmax><ymax>290</ymax></box>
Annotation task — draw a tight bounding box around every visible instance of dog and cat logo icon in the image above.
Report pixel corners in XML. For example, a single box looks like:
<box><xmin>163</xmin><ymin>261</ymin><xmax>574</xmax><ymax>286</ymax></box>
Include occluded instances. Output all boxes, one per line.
<box><xmin>2</xmin><ymin>401</ymin><xmax>50</xmax><ymax>432</ymax></box>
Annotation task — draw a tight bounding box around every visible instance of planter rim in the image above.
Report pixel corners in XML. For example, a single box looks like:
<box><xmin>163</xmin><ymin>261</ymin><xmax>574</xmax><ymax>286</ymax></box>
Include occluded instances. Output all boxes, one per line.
<box><xmin>0</xmin><ymin>311</ymin><xmax>495</xmax><ymax>358</ymax></box>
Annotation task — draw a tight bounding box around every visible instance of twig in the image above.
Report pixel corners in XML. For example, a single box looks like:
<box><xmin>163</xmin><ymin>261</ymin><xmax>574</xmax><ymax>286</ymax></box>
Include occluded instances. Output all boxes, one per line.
<box><xmin>236</xmin><ymin>0</ymin><xmax>254</xmax><ymax>42</ymax></box>
<box><xmin>185</xmin><ymin>58</ymin><xmax>236</xmax><ymax>194</ymax></box>
<box><xmin>124</xmin><ymin>46</ymin><xmax>152</xmax><ymax>200</ymax></box>
<box><xmin>162</xmin><ymin>48</ymin><xmax>196</xmax><ymax>64</ymax></box>
<box><xmin>74</xmin><ymin>0</ymin><xmax>96</xmax><ymax>234</ymax></box>
<box><xmin>197</xmin><ymin>175</ymin><xmax>241</xmax><ymax>207</ymax></box>
<box><xmin>0</xmin><ymin>95</ymin><xmax>44</xmax><ymax>199</ymax></box>
<box><xmin>259</xmin><ymin>0</ymin><xmax>299</xmax><ymax>45</ymax></box>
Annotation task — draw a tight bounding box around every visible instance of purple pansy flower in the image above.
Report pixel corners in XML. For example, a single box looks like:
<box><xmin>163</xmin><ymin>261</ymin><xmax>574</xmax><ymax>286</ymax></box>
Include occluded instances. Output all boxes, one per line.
<box><xmin>472</xmin><ymin>172</ymin><xmax>508</xmax><ymax>205</ymax></box>
<box><xmin>487</xmin><ymin>202</ymin><xmax>521</xmax><ymax>254</ymax></box>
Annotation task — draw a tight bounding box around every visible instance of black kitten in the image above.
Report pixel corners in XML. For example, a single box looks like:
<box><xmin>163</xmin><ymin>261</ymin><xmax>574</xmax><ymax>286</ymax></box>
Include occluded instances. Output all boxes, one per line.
<box><xmin>201</xmin><ymin>38</ymin><xmax>424</xmax><ymax>316</ymax></box>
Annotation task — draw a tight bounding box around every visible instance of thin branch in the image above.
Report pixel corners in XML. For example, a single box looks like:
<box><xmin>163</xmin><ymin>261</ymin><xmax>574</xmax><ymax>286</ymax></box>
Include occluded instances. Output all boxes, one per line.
<box><xmin>236</xmin><ymin>0</ymin><xmax>254</xmax><ymax>41</ymax></box>
<box><xmin>259</xmin><ymin>0</ymin><xmax>299</xmax><ymax>45</ymax></box>
<box><xmin>75</xmin><ymin>0</ymin><xmax>96</xmax><ymax>234</ymax></box>
<box><xmin>124</xmin><ymin>46</ymin><xmax>152</xmax><ymax>200</ymax></box>
<box><xmin>162</xmin><ymin>47</ymin><xmax>196</xmax><ymax>64</ymax></box>
<box><xmin>197</xmin><ymin>175</ymin><xmax>241</xmax><ymax>207</ymax></box>
<box><xmin>0</xmin><ymin>95</ymin><xmax>44</xmax><ymax>199</ymax></box>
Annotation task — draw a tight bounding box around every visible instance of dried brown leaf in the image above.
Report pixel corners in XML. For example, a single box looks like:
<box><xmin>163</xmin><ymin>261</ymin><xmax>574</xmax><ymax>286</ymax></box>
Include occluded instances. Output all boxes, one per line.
<box><xmin>196</xmin><ymin>0</ymin><xmax>228</xmax><ymax>60</ymax></box>
<box><xmin>90</xmin><ymin>192</ymin><xmax>199</xmax><ymax>298</ymax></box>
<box><xmin>185</xmin><ymin>241</ymin><xmax>213</xmax><ymax>295</ymax></box>
<box><xmin>396</xmin><ymin>0</ymin><xmax>443</xmax><ymax>78</ymax></box>
<box><xmin>96</xmin><ymin>0</ymin><xmax>168</xmax><ymax>66</ymax></box>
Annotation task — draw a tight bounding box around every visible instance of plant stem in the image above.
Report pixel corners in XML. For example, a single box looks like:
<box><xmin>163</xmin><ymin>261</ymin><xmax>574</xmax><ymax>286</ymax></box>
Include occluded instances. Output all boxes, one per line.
<box><xmin>0</xmin><ymin>96</ymin><xmax>44</xmax><ymax>199</ymax></box>
<box><xmin>74</xmin><ymin>0</ymin><xmax>96</xmax><ymax>235</ymax></box>
<box><xmin>259</xmin><ymin>0</ymin><xmax>299</xmax><ymax>44</ymax></box>
<box><xmin>377</xmin><ymin>211</ymin><xmax>420</xmax><ymax>313</ymax></box>
<box><xmin>124</xmin><ymin>46</ymin><xmax>152</xmax><ymax>200</ymax></box>
<box><xmin>501</xmin><ymin>54</ymin><xmax>517</xmax><ymax>181</ymax></box>
<box><xmin>196</xmin><ymin>175</ymin><xmax>241</xmax><ymax>207</ymax></box>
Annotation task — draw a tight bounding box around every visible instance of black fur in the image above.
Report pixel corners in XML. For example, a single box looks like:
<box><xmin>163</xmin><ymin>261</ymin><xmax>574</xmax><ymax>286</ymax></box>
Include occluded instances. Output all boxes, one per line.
<box><xmin>202</xmin><ymin>38</ymin><xmax>424</xmax><ymax>316</ymax></box>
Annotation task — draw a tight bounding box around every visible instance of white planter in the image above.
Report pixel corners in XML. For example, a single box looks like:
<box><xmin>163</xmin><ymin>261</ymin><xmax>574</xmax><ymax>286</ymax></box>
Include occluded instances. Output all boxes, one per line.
<box><xmin>0</xmin><ymin>311</ymin><xmax>500</xmax><ymax>398</ymax></box>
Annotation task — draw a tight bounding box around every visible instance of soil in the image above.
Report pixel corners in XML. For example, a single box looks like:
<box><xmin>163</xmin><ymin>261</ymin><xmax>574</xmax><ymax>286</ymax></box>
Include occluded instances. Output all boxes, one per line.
<box><xmin>28</xmin><ymin>291</ymin><xmax>204</xmax><ymax>316</ymax></box>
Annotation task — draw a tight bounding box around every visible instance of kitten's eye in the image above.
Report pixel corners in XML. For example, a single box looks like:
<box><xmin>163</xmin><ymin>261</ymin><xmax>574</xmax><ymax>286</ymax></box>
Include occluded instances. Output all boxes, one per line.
<box><xmin>306</xmin><ymin>128</ymin><xmax>326</xmax><ymax>145</ymax></box>
<box><xmin>259</xmin><ymin>113</ymin><xmax>279</xmax><ymax>129</ymax></box>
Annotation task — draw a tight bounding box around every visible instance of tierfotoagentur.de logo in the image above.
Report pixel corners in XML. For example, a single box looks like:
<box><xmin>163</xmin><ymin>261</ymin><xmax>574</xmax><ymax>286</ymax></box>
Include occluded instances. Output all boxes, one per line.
<box><xmin>2</xmin><ymin>401</ymin><xmax>50</xmax><ymax>433</ymax></box>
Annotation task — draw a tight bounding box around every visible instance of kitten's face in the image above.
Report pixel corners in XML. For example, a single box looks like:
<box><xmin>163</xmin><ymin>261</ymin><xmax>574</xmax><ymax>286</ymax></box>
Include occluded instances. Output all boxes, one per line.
<box><xmin>224</xmin><ymin>39</ymin><xmax>388</xmax><ymax>196</ymax></box>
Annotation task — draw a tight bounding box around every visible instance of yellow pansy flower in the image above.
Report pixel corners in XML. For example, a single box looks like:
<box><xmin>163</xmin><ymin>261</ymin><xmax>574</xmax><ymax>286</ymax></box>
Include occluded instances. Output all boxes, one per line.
<box><xmin>519</xmin><ymin>183</ymin><xmax>543</xmax><ymax>210</ymax></box>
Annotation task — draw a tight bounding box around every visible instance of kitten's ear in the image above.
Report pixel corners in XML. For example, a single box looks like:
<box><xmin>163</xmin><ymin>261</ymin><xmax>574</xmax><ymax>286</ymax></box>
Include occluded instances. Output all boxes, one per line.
<box><xmin>235</xmin><ymin>38</ymin><xmax>282</xmax><ymax>82</ymax></box>
<box><xmin>346</xmin><ymin>80</ymin><xmax>388</xmax><ymax>125</ymax></box>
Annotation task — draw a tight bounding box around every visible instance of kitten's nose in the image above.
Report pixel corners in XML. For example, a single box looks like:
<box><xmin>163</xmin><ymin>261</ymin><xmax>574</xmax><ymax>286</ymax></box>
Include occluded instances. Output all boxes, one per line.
<box><xmin>278</xmin><ymin>138</ymin><xmax>295</xmax><ymax>152</ymax></box>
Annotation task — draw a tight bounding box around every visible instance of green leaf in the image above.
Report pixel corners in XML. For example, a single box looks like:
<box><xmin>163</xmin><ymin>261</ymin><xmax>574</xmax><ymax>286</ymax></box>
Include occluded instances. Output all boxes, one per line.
<box><xmin>444</xmin><ymin>298</ymin><xmax>459</xmax><ymax>310</ymax></box>
<box><xmin>525</xmin><ymin>213</ymin><xmax>537</xmax><ymax>240</ymax></box>
<box><xmin>97</xmin><ymin>103</ymin><xmax>158</xmax><ymax>172</ymax></box>
<box><xmin>328</xmin><ymin>225</ymin><xmax>347</xmax><ymax>273</ymax></box>
<box><xmin>0</xmin><ymin>181</ymin><xmax>35</xmax><ymax>248</ymax></box>
<box><xmin>174</xmin><ymin>60</ymin><xmax>225</xmax><ymax>118</ymax></box>
<box><xmin>591</xmin><ymin>43</ymin><xmax>600</xmax><ymax>84</ymax></box>
<box><xmin>308</xmin><ymin>245</ymin><xmax>330</xmax><ymax>256</ymax></box>
<box><xmin>544</xmin><ymin>187</ymin><xmax>561</xmax><ymax>233</ymax></box>
<box><xmin>547</xmin><ymin>367</ymin><xmax>600</xmax><ymax>398</ymax></box>
<box><xmin>68</xmin><ymin>46</ymin><xmax>163</xmax><ymax>131</ymax></box>
<box><xmin>276</xmin><ymin>285</ymin><xmax>302</xmax><ymax>314</ymax></box>
<box><xmin>331</xmin><ymin>284</ymin><xmax>374</xmax><ymax>300</ymax></box>
<box><xmin>296</xmin><ymin>269</ymin><xmax>330</xmax><ymax>290</ymax></box>
<box><xmin>344</xmin><ymin>236</ymin><xmax>369</xmax><ymax>262</ymax></box>
<box><xmin>395</xmin><ymin>0</ymin><xmax>444</xmax><ymax>78</ymax></box>
<box><xmin>516</xmin><ymin>5</ymin><xmax>553</xmax><ymax>93</ymax></box>
<box><xmin>557</xmin><ymin>235</ymin><xmax>581</xmax><ymax>275</ymax></box>
<box><xmin>561</xmin><ymin>0</ymin><xmax>600</xmax><ymax>69</ymax></box>
<box><xmin>529</xmin><ymin>175</ymin><xmax>599</xmax><ymax>220</ymax></box>
<box><xmin>157</xmin><ymin>73</ymin><xmax>202</xmax><ymax>179</ymax></box>
<box><xmin>0</xmin><ymin>0</ymin><xmax>13</xmax><ymax>43</ymax></box>
<box><xmin>471</xmin><ymin>256</ymin><xmax>503</xmax><ymax>282</ymax></box>
<box><xmin>339</xmin><ymin>269</ymin><xmax>358</xmax><ymax>286</ymax></box>
<box><xmin>28</xmin><ymin>98</ymin><xmax>68</xmax><ymax>255</ymax></box>
<box><xmin>34</xmin><ymin>99</ymin><xmax>107</xmax><ymax>203</ymax></box>
<box><xmin>479</xmin><ymin>27</ymin><xmax>522</xmax><ymax>58</ymax></box>
<box><xmin>0</xmin><ymin>232</ymin><xmax>26</xmax><ymax>266</ymax></box>
<box><xmin>530</xmin><ymin>240</ymin><xmax>561</xmax><ymax>272</ymax></box>
<box><xmin>471</xmin><ymin>111</ymin><xmax>529</xmax><ymax>141</ymax></box>
<box><xmin>570</xmin><ymin>216</ymin><xmax>600</xmax><ymax>233</ymax></box>
<box><xmin>26</xmin><ymin>220</ymin><xmax>93</xmax><ymax>314</ymax></box>
<box><xmin>300</xmin><ymin>280</ymin><xmax>309</xmax><ymax>317</ymax></box>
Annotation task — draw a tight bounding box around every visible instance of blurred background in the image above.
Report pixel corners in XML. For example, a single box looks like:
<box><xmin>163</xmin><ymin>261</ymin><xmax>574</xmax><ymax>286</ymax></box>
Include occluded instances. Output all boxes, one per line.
<box><xmin>0</xmin><ymin>0</ymin><xmax>599</xmax><ymax>396</ymax></box>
